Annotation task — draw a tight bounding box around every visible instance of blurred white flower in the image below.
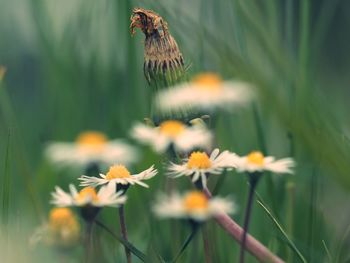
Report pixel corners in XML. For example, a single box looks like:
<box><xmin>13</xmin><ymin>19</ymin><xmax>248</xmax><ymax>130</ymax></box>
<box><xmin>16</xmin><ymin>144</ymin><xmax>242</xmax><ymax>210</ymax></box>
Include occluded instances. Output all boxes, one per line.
<box><xmin>45</xmin><ymin>131</ymin><xmax>139</xmax><ymax>167</ymax></box>
<box><xmin>234</xmin><ymin>151</ymin><xmax>295</xmax><ymax>174</ymax></box>
<box><xmin>131</xmin><ymin>120</ymin><xmax>213</xmax><ymax>153</ymax></box>
<box><xmin>78</xmin><ymin>164</ymin><xmax>157</xmax><ymax>191</ymax></box>
<box><xmin>30</xmin><ymin>208</ymin><xmax>81</xmax><ymax>249</ymax></box>
<box><xmin>153</xmin><ymin>191</ymin><xmax>235</xmax><ymax>221</ymax></box>
<box><xmin>167</xmin><ymin>148</ymin><xmax>237</xmax><ymax>188</ymax></box>
<box><xmin>155</xmin><ymin>72</ymin><xmax>253</xmax><ymax>113</ymax></box>
<box><xmin>51</xmin><ymin>184</ymin><xmax>126</xmax><ymax>208</ymax></box>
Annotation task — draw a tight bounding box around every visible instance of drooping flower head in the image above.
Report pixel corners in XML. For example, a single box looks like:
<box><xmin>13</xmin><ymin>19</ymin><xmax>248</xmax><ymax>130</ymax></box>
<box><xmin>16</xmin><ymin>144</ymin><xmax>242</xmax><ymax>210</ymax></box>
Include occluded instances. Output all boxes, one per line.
<box><xmin>234</xmin><ymin>151</ymin><xmax>295</xmax><ymax>175</ymax></box>
<box><xmin>167</xmin><ymin>148</ymin><xmax>237</xmax><ymax>188</ymax></box>
<box><xmin>153</xmin><ymin>190</ymin><xmax>235</xmax><ymax>222</ymax></box>
<box><xmin>130</xmin><ymin>7</ymin><xmax>185</xmax><ymax>84</ymax></box>
<box><xmin>131</xmin><ymin>119</ymin><xmax>213</xmax><ymax>153</ymax></box>
<box><xmin>78</xmin><ymin>164</ymin><xmax>157</xmax><ymax>192</ymax></box>
<box><xmin>155</xmin><ymin>72</ymin><xmax>253</xmax><ymax>114</ymax></box>
<box><xmin>45</xmin><ymin>131</ymin><xmax>139</xmax><ymax>168</ymax></box>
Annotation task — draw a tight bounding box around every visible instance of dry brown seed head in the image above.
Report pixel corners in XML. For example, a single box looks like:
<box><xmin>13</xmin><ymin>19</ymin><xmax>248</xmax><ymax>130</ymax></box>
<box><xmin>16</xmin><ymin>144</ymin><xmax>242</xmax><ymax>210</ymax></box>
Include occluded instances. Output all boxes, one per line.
<box><xmin>130</xmin><ymin>7</ymin><xmax>185</xmax><ymax>84</ymax></box>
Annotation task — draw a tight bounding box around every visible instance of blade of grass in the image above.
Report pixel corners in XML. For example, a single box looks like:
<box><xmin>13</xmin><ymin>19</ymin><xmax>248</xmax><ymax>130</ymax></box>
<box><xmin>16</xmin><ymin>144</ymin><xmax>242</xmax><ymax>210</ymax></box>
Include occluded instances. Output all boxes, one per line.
<box><xmin>95</xmin><ymin>220</ymin><xmax>147</xmax><ymax>262</ymax></box>
<box><xmin>1</xmin><ymin>130</ymin><xmax>11</xmax><ymax>263</ymax></box>
<box><xmin>322</xmin><ymin>240</ymin><xmax>332</xmax><ymax>263</ymax></box>
<box><xmin>172</xmin><ymin>226</ymin><xmax>199</xmax><ymax>263</ymax></box>
<box><xmin>257</xmin><ymin>197</ymin><xmax>307</xmax><ymax>263</ymax></box>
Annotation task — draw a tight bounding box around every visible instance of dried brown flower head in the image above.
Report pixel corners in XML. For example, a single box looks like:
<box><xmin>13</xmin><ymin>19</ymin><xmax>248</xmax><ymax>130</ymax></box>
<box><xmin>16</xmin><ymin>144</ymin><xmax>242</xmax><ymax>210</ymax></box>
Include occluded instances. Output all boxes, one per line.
<box><xmin>130</xmin><ymin>8</ymin><xmax>185</xmax><ymax>84</ymax></box>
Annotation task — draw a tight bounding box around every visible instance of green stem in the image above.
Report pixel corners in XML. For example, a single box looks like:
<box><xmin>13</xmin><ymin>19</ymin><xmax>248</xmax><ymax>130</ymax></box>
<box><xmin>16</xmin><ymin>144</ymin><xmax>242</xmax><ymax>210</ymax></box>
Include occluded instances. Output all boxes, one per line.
<box><xmin>298</xmin><ymin>0</ymin><xmax>310</xmax><ymax>97</ymax></box>
<box><xmin>286</xmin><ymin>181</ymin><xmax>295</xmax><ymax>262</ymax></box>
<box><xmin>239</xmin><ymin>175</ymin><xmax>259</xmax><ymax>263</ymax></box>
<box><xmin>119</xmin><ymin>205</ymin><xmax>132</xmax><ymax>263</ymax></box>
<box><xmin>84</xmin><ymin>221</ymin><xmax>94</xmax><ymax>263</ymax></box>
<box><xmin>201</xmin><ymin>225</ymin><xmax>212</xmax><ymax>263</ymax></box>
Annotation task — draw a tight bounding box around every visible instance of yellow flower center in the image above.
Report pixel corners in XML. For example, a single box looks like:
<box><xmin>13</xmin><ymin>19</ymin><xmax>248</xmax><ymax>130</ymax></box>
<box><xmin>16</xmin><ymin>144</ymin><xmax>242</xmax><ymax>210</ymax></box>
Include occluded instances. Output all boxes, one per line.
<box><xmin>187</xmin><ymin>152</ymin><xmax>211</xmax><ymax>169</ymax></box>
<box><xmin>76</xmin><ymin>131</ymin><xmax>108</xmax><ymax>151</ymax></box>
<box><xmin>76</xmin><ymin>187</ymin><xmax>99</xmax><ymax>203</ymax></box>
<box><xmin>247</xmin><ymin>151</ymin><xmax>264</xmax><ymax>166</ymax></box>
<box><xmin>49</xmin><ymin>208</ymin><xmax>77</xmax><ymax>230</ymax></box>
<box><xmin>184</xmin><ymin>191</ymin><xmax>209</xmax><ymax>211</ymax></box>
<box><xmin>105</xmin><ymin>165</ymin><xmax>131</xmax><ymax>180</ymax></box>
<box><xmin>192</xmin><ymin>73</ymin><xmax>223</xmax><ymax>90</ymax></box>
<box><xmin>159</xmin><ymin>120</ymin><xmax>185</xmax><ymax>138</ymax></box>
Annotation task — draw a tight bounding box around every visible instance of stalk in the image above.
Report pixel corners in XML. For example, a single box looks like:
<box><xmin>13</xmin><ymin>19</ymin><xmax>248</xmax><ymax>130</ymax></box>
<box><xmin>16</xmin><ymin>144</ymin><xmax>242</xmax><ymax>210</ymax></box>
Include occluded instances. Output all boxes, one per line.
<box><xmin>84</xmin><ymin>221</ymin><xmax>94</xmax><ymax>263</ymax></box>
<box><xmin>202</xmin><ymin>188</ymin><xmax>284</xmax><ymax>263</ymax></box>
<box><xmin>201</xmin><ymin>225</ymin><xmax>212</xmax><ymax>263</ymax></box>
<box><xmin>239</xmin><ymin>176</ymin><xmax>259</xmax><ymax>263</ymax></box>
<box><xmin>119</xmin><ymin>205</ymin><xmax>132</xmax><ymax>263</ymax></box>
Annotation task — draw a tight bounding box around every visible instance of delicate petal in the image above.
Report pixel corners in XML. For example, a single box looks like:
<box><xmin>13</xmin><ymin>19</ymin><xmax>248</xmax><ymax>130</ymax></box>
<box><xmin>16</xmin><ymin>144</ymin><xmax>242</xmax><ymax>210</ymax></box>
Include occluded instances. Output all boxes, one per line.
<box><xmin>155</xmin><ymin>80</ymin><xmax>254</xmax><ymax>113</ymax></box>
<box><xmin>153</xmin><ymin>191</ymin><xmax>236</xmax><ymax>222</ymax></box>
<box><xmin>45</xmin><ymin>139</ymin><xmax>139</xmax><ymax>167</ymax></box>
<box><xmin>265</xmin><ymin>158</ymin><xmax>295</xmax><ymax>174</ymax></box>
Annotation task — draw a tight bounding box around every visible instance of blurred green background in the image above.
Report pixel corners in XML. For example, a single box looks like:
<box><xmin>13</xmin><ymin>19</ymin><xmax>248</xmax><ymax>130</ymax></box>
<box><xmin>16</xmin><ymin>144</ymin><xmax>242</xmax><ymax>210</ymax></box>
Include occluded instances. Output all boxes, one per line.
<box><xmin>1</xmin><ymin>0</ymin><xmax>350</xmax><ymax>262</ymax></box>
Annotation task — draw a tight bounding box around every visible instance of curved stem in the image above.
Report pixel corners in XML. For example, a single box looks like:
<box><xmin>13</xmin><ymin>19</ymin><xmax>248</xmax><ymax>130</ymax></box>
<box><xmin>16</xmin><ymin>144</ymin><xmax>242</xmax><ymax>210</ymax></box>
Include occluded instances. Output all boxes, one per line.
<box><xmin>119</xmin><ymin>205</ymin><xmax>132</xmax><ymax>263</ymax></box>
<box><xmin>202</xmin><ymin>188</ymin><xmax>284</xmax><ymax>263</ymax></box>
<box><xmin>239</xmin><ymin>177</ymin><xmax>259</xmax><ymax>263</ymax></box>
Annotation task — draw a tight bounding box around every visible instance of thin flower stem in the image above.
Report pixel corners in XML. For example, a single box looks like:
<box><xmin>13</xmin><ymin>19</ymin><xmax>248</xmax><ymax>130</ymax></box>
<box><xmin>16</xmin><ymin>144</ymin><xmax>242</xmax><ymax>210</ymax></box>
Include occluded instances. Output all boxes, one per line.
<box><xmin>84</xmin><ymin>221</ymin><xmax>94</xmax><ymax>263</ymax></box>
<box><xmin>201</xmin><ymin>225</ymin><xmax>212</xmax><ymax>263</ymax></box>
<box><xmin>202</xmin><ymin>188</ymin><xmax>284</xmax><ymax>263</ymax></box>
<box><xmin>172</xmin><ymin>225</ymin><xmax>199</xmax><ymax>263</ymax></box>
<box><xmin>119</xmin><ymin>205</ymin><xmax>132</xmax><ymax>263</ymax></box>
<box><xmin>239</xmin><ymin>176</ymin><xmax>259</xmax><ymax>263</ymax></box>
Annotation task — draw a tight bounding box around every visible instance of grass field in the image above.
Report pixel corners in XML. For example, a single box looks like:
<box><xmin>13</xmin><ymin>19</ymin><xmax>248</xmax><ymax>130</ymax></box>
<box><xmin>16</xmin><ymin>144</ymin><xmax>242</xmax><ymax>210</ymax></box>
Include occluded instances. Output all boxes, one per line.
<box><xmin>1</xmin><ymin>0</ymin><xmax>350</xmax><ymax>262</ymax></box>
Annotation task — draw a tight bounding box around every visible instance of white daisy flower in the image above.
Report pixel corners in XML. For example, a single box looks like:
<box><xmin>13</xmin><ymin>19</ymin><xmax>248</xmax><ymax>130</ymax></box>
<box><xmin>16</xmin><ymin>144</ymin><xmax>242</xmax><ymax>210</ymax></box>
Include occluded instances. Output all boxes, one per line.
<box><xmin>131</xmin><ymin>120</ymin><xmax>213</xmax><ymax>153</ymax></box>
<box><xmin>51</xmin><ymin>184</ymin><xmax>127</xmax><ymax>208</ymax></box>
<box><xmin>30</xmin><ymin>208</ymin><xmax>81</xmax><ymax>248</ymax></box>
<box><xmin>78</xmin><ymin>164</ymin><xmax>157</xmax><ymax>191</ymax></box>
<box><xmin>153</xmin><ymin>191</ymin><xmax>235</xmax><ymax>221</ymax></box>
<box><xmin>167</xmin><ymin>148</ymin><xmax>237</xmax><ymax>188</ymax></box>
<box><xmin>155</xmin><ymin>72</ymin><xmax>253</xmax><ymax>113</ymax></box>
<box><xmin>45</xmin><ymin>131</ymin><xmax>139</xmax><ymax>167</ymax></box>
<box><xmin>234</xmin><ymin>151</ymin><xmax>295</xmax><ymax>174</ymax></box>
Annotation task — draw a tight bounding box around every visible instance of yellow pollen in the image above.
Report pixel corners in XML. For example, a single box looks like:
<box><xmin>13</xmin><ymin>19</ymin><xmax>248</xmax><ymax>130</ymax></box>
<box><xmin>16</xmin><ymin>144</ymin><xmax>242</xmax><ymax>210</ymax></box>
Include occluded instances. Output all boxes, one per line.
<box><xmin>184</xmin><ymin>191</ymin><xmax>209</xmax><ymax>211</ymax></box>
<box><xmin>76</xmin><ymin>131</ymin><xmax>107</xmax><ymax>151</ymax></box>
<box><xmin>76</xmin><ymin>187</ymin><xmax>99</xmax><ymax>203</ymax></box>
<box><xmin>159</xmin><ymin>120</ymin><xmax>185</xmax><ymax>137</ymax></box>
<box><xmin>247</xmin><ymin>151</ymin><xmax>265</xmax><ymax>166</ymax></box>
<box><xmin>49</xmin><ymin>208</ymin><xmax>76</xmax><ymax>230</ymax></box>
<box><xmin>105</xmin><ymin>165</ymin><xmax>131</xmax><ymax>180</ymax></box>
<box><xmin>187</xmin><ymin>152</ymin><xmax>211</xmax><ymax>169</ymax></box>
<box><xmin>192</xmin><ymin>73</ymin><xmax>223</xmax><ymax>90</ymax></box>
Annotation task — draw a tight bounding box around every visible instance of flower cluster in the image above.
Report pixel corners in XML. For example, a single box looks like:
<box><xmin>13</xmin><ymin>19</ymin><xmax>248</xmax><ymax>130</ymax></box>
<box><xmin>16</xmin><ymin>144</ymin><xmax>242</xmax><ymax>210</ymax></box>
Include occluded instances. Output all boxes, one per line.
<box><xmin>34</xmin><ymin>8</ymin><xmax>297</xmax><ymax>263</ymax></box>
